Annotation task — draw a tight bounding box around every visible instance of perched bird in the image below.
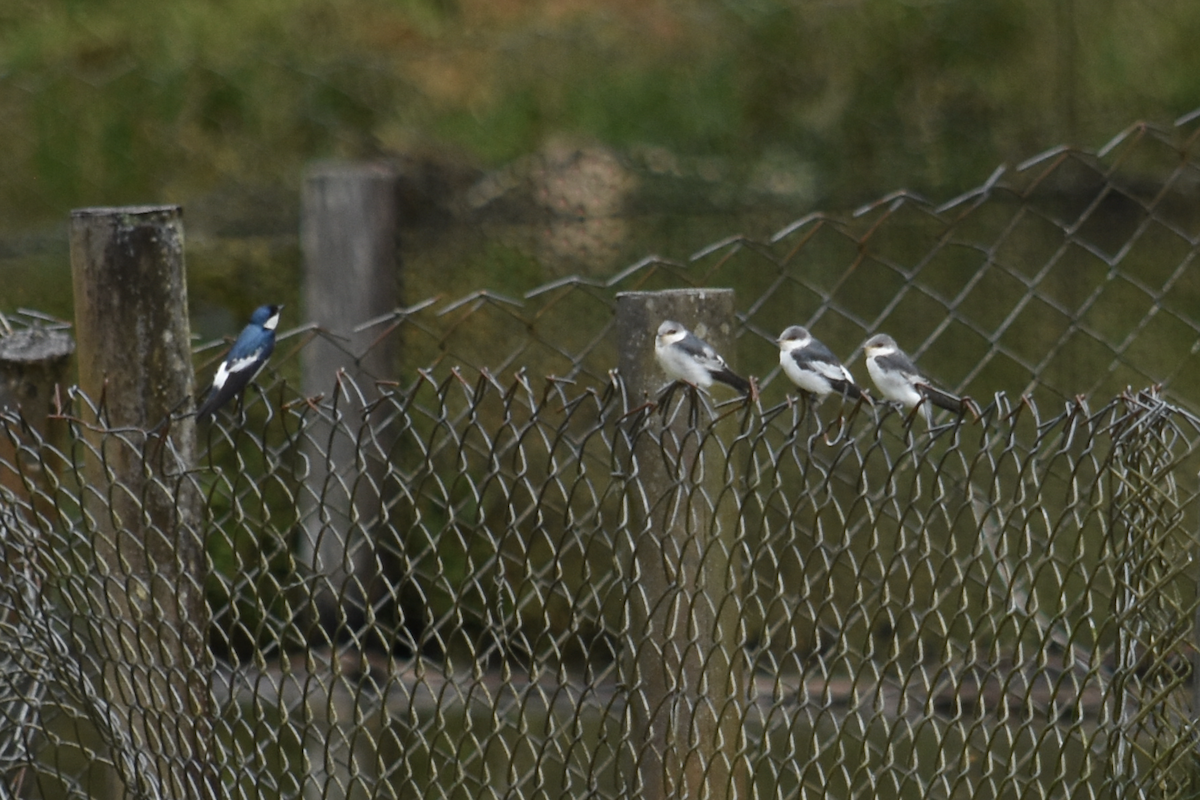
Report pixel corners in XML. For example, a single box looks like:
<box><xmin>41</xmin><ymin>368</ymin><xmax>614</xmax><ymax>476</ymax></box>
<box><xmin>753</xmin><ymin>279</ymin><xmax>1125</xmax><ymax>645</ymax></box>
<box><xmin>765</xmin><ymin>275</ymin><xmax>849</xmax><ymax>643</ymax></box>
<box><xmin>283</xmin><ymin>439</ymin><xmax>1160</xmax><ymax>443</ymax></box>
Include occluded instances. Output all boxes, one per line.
<box><xmin>196</xmin><ymin>304</ymin><xmax>283</xmax><ymax>421</ymax></box>
<box><xmin>654</xmin><ymin>320</ymin><xmax>750</xmax><ymax>394</ymax></box>
<box><xmin>863</xmin><ymin>333</ymin><xmax>963</xmax><ymax>421</ymax></box>
<box><xmin>777</xmin><ymin>325</ymin><xmax>866</xmax><ymax>401</ymax></box>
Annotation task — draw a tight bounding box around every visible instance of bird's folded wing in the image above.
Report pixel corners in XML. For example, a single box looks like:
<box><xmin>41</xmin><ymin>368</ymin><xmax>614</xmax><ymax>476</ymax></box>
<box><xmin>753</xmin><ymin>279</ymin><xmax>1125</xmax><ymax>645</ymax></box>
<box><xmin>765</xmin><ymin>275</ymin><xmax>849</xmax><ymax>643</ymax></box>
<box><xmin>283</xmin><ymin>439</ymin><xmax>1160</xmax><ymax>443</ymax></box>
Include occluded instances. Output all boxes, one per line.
<box><xmin>808</xmin><ymin>358</ymin><xmax>852</xmax><ymax>382</ymax></box>
<box><xmin>213</xmin><ymin>349</ymin><xmax>265</xmax><ymax>389</ymax></box>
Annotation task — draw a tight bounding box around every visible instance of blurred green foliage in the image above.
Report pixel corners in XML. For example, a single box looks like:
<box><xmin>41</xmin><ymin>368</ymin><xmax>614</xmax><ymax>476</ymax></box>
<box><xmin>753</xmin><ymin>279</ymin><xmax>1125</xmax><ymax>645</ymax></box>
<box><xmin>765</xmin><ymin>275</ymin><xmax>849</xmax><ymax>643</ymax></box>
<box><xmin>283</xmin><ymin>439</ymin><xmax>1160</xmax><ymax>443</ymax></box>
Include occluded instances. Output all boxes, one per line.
<box><xmin>3</xmin><ymin>0</ymin><xmax>1200</xmax><ymax>352</ymax></box>
<box><xmin>3</xmin><ymin>0</ymin><xmax>1199</xmax><ymax>235</ymax></box>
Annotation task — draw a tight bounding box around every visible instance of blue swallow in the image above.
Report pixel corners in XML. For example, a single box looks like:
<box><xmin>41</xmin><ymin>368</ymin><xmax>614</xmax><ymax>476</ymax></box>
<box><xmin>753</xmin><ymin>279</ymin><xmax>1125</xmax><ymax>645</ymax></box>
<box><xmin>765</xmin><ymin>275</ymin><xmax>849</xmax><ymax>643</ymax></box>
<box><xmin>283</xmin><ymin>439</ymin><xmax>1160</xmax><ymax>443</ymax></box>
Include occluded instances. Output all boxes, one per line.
<box><xmin>196</xmin><ymin>304</ymin><xmax>282</xmax><ymax>421</ymax></box>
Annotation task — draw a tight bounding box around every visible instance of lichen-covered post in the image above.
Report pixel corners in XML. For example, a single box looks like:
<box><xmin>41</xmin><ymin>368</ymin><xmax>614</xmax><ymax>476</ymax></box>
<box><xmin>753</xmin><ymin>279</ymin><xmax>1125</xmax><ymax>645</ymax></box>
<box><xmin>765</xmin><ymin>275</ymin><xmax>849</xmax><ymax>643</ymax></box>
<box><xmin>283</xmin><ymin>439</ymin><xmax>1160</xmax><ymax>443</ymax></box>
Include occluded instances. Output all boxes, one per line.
<box><xmin>70</xmin><ymin>205</ymin><xmax>213</xmax><ymax>800</ymax></box>
<box><xmin>0</xmin><ymin>326</ymin><xmax>75</xmax><ymax>500</ymax></box>
<box><xmin>0</xmin><ymin>327</ymin><xmax>75</xmax><ymax>412</ymax></box>
<box><xmin>616</xmin><ymin>288</ymin><xmax>747</xmax><ymax>800</ymax></box>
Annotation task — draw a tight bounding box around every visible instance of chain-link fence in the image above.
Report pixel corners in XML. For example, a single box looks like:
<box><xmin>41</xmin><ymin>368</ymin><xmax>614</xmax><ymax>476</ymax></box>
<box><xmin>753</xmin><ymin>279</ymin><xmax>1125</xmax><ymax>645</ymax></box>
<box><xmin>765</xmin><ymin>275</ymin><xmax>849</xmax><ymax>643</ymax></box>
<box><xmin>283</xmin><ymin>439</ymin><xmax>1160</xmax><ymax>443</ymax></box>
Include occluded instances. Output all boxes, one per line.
<box><xmin>3</xmin><ymin>118</ymin><xmax>1200</xmax><ymax>799</ymax></box>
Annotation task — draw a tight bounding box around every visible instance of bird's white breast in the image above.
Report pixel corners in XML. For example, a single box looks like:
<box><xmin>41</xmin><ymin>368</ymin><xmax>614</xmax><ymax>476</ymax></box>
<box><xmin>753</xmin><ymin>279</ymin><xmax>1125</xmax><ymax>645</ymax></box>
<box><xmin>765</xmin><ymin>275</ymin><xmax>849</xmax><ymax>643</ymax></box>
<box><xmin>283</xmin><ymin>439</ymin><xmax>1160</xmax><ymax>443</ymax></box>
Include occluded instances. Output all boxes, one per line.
<box><xmin>656</xmin><ymin>342</ymin><xmax>714</xmax><ymax>388</ymax></box>
<box><xmin>867</xmin><ymin>357</ymin><xmax>923</xmax><ymax>407</ymax></box>
<box><xmin>781</xmin><ymin>352</ymin><xmax>832</xmax><ymax>395</ymax></box>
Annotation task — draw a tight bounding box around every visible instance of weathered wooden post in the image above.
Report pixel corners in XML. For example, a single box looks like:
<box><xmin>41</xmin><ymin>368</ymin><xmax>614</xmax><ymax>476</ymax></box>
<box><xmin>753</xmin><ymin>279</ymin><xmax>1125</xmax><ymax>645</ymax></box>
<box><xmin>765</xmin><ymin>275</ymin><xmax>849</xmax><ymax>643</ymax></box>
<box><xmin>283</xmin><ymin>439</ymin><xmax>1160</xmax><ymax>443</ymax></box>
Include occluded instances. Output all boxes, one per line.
<box><xmin>616</xmin><ymin>288</ymin><xmax>748</xmax><ymax>800</ymax></box>
<box><xmin>70</xmin><ymin>205</ymin><xmax>213</xmax><ymax>800</ymax></box>
<box><xmin>0</xmin><ymin>326</ymin><xmax>75</xmax><ymax>412</ymax></box>
<box><xmin>298</xmin><ymin>163</ymin><xmax>399</xmax><ymax>800</ymax></box>
<box><xmin>0</xmin><ymin>324</ymin><xmax>76</xmax><ymax>799</ymax></box>
<box><xmin>0</xmin><ymin>326</ymin><xmax>75</xmax><ymax>498</ymax></box>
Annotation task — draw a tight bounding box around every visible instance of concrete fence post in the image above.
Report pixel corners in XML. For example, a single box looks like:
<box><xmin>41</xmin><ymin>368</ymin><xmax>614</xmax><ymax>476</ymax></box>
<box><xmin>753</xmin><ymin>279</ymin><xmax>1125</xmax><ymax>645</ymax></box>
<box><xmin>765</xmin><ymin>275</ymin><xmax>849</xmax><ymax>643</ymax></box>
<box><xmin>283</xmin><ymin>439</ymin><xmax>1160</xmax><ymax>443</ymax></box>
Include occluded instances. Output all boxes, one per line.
<box><xmin>70</xmin><ymin>205</ymin><xmax>213</xmax><ymax>800</ymax></box>
<box><xmin>616</xmin><ymin>288</ymin><xmax>748</xmax><ymax>800</ymax></box>
<box><xmin>298</xmin><ymin>160</ymin><xmax>399</xmax><ymax>638</ymax></box>
<box><xmin>298</xmin><ymin>163</ymin><xmax>400</xmax><ymax>800</ymax></box>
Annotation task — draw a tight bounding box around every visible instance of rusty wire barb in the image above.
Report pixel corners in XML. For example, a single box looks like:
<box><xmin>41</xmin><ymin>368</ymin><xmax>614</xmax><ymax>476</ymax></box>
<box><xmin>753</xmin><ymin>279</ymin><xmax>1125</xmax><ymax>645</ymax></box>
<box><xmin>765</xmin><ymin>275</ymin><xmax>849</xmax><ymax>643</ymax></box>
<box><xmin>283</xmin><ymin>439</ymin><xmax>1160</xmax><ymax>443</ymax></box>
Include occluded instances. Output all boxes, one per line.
<box><xmin>0</xmin><ymin>367</ymin><xmax>1198</xmax><ymax>799</ymax></box>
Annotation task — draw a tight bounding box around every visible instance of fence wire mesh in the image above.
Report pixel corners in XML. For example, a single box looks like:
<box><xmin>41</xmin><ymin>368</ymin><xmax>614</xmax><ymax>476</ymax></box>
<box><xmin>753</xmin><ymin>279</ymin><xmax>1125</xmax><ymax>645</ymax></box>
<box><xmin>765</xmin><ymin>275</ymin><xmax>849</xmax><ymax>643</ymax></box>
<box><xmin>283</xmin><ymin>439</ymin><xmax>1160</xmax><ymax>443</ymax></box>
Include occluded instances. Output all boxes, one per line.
<box><xmin>2</xmin><ymin>380</ymin><xmax>1200</xmax><ymax>800</ymax></box>
<box><xmin>4</xmin><ymin>118</ymin><xmax>1200</xmax><ymax>799</ymax></box>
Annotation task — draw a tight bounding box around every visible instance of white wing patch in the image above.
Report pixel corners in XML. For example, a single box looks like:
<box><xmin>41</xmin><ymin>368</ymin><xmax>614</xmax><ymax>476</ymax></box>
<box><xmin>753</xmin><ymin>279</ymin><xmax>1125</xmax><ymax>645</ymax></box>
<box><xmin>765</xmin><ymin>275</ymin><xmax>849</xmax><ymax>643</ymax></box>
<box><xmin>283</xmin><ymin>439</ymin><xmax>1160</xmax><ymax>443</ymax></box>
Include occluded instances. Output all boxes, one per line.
<box><xmin>212</xmin><ymin>349</ymin><xmax>264</xmax><ymax>390</ymax></box>
<box><xmin>811</xmin><ymin>359</ymin><xmax>853</xmax><ymax>383</ymax></box>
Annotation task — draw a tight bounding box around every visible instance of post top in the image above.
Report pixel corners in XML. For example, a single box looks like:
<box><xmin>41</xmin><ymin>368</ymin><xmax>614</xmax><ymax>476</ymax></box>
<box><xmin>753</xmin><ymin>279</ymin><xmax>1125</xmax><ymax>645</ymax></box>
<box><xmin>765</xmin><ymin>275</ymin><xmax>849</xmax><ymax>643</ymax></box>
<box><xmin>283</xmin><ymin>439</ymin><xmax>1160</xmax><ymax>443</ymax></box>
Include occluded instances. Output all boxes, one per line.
<box><xmin>71</xmin><ymin>205</ymin><xmax>182</xmax><ymax>219</ymax></box>
<box><xmin>0</xmin><ymin>328</ymin><xmax>75</xmax><ymax>363</ymax></box>
<box><xmin>305</xmin><ymin>161</ymin><xmax>399</xmax><ymax>180</ymax></box>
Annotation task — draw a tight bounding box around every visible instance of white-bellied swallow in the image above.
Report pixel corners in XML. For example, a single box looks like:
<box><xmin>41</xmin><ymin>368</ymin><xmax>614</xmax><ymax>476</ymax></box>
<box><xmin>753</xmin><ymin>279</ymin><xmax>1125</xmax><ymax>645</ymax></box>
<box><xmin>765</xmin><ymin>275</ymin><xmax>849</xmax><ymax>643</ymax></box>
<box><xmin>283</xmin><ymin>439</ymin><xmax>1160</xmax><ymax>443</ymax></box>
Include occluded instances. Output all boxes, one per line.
<box><xmin>196</xmin><ymin>304</ymin><xmax>282</xmax><ymax>421</ymax></box>
<box><xmin>777</xmin><ymin>325</ymin><xmax>866</xmax><ymax>401</ymax></box>
<box><xmin>863</xmin><ymin>333</ymin><xmax>963</xmax><ymax>420</ymax></box>
<box><xmin>654</xmin><ymin>320</ymin><xmax>750</xmax><ymax>394</ymax></box>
